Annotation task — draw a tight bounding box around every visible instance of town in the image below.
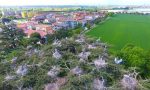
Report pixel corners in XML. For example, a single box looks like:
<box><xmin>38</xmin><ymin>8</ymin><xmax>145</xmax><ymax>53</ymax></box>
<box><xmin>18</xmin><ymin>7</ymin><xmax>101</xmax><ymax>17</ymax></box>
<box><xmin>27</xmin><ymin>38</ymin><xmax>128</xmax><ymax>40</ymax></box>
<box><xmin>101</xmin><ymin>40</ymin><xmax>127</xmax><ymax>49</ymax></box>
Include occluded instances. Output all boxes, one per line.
<box><xmin>1</xmin><ymin>8</ymin><xmax>106</xmax><ymax>38</ymax></box>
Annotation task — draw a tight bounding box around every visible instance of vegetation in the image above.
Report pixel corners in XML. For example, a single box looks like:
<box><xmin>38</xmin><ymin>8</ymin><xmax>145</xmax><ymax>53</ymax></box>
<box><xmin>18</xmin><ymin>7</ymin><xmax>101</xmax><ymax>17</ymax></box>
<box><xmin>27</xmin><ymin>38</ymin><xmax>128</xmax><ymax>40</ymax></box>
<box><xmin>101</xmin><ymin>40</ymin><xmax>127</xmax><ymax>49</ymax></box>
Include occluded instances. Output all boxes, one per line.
<box><xmin>86</xmin><ymin>14</ymin><xmax>150</xmax><ymax>50</ymax></box>
<box><xmin>46</xmin><ymin>29</ymin><xmax>73</xmax><ymax>44</ymax></box>
<box><xmin>5</xmin><ymin>16</ymin><xmax>17</xmax><ymax>20</ymax></box>
<box><xmin>0</xmin><ymin>25</ymin><xmax>25</xmax><ymax>54</ymax></box>
<box><xmin>117</xmin><ymin>44</ymin><xmax>150</xmax><ymax>78</ymax></box>
<box><xmin>0</xmin><ymin>13</ymin><xmax>150</xmax><ymax>90</ymax></box>
<box><xmin>0</xmin><ymin>23</ymin><xmax>150</xmax><ymax>90</ymax></box>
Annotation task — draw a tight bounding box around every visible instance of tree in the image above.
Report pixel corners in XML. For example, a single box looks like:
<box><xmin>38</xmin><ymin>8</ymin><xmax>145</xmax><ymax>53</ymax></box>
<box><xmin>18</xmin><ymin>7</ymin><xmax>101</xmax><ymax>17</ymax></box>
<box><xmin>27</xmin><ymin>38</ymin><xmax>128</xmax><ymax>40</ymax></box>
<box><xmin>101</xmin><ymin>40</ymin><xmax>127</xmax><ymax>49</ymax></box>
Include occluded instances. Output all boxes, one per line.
<box><xmin>1</xmin><ymin>18</ymin><xmax>11</xmax><ymax>24</ymax></box>
<box><xmin>0</xmin><ymin>13</ymin><xmax>2</xmax><ymax>18</ymax></box>
<box><xmin>86</xmin><ymin>22</ymin><xmax>91</xmax><ymax>29</ymax></box>
<box><xmin>21</xmin><ymin>12</ymin><xmax>28</xmax><ymax>18</ymax></box>
<box><xmin>29</xmin><ymin>32</ymin><xmax>41</xmax><ymax>45</ymax></box>
<box><xmin>107</xmin><ymin>12</ymin><xmax>114</xmax><ymax>17</ymax></box>
<box><xmin>73</xmin><ymin>28</ymin><xmax>82</xmax><ymax>34</ymax></box>
<box><xmin>0</xmin><ymin>24</ymin><xmax>25</xmax><ymax>53</ymax></box>
<box><xmin>30</xmin><ymin>32</ymin><xmax>41</xmax><ymax>39</ymax></box>
<box><xmin>6</xmin><ymin>16</ymin><xmax>17</xmax><ymax>20</ymax></box>
<box><xmin>0</xmin><ymin>33</ymin><xmax>149</xmax><ymax>90</ymax></box>
<box><xmin>118</xmin><ymin>44</ymin><xmax>145</xmax><ymax>67</ymax></box>
<box><xmin>140</xmin><ymin>51</ymin><xmax>150</xmax><ymax>77</ymax></box>
<box><xmin>46</xmin><ymin>30</ymin><xmax>73</xmax><ymax>44</ymax></box>
<box><xmin>55</xmin><ymin>29</ymin><xmax>73</xmax><ymax>39</ymax></box>
<box><xmin>117</xmin><ymin>44</ymin><xmax>150</xmax><ymax>78</ymax></box>
<box><xmin>27</xmin><ymin>12</ymin><xmax>34</xmax><ymax>18</ymax></box>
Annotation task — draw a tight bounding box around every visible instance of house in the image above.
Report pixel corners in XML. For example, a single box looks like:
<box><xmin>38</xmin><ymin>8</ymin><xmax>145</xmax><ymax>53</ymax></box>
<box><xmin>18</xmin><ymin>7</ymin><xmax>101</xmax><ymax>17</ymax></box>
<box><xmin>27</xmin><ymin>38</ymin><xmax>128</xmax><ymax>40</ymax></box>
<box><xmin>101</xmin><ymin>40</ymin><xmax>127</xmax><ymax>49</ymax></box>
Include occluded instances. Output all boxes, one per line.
<box><xmin>16</xmin><ymin>21</ymin><xmax>38</xmax><ymax>30</ymax></box>
<box><xmin>24</xmin><ymin>24</ymin><xmax>54</xmax><ymax>38</ymax></box>
<box><xmin>43</xmin><ymin>18</ymin><xmax>56</xmax><ymax>24</ymax></box>
<box><xmin>1</xmin><ymin>10</ymin><xmax>15</xmax><ymax>16</ymax></box>
<box><xmin>73</xmin><ymin>12</ymin><xmax>86</xmax><ymax>21</ymax></box>
<box><xmin>14</xmin><ymin>11</ymin><xmax>22</xmax><ymax>19</ymax></box>
<box><xmin>17</xmin><ymin>21</ymin><xmax>54</xmax><ymax>37</ymax></box>
<box><xmin>46</xmin><ymin>13</ymin><xmax>53</xmax><ymax>18</ymax></box>
<box><xmin>52</xmin><ymin>22</ymin><xmax>69</xmax><ymax>30</ymax></box>
<box><xmin>26</xmin><ymin>21</ymin><xmax>38</xmax><ymax>30</ymax></box>
<box><xmin>31</xmin><ymin>14</ymin><xmax>46</xmax><ymax>22</ymax></box>
<box><xmin>64</xmin><ymin>20</ymin><xmax>78</xmax><ymax>29</ymax></box>
<box><xmin>24</xmin><ymin>27</ymin><xmax>54</xmax><ymax>38</ymax></box>
<box><xmin>85</xmin><ymin>15</ymin><xmax>95</xmax><ymax>21</ymax></box>
<box><xmin>35</xmin><ymin>24</ymin><xmax>53</xmax><ymax>32</ymax></box>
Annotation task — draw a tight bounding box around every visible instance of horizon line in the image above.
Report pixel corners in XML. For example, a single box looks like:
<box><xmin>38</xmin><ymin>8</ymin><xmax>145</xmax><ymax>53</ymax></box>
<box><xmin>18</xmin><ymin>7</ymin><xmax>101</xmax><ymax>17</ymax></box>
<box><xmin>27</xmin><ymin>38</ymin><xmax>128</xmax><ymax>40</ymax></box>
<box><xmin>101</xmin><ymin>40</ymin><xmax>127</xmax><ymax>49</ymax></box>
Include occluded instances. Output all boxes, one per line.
<box><xmin>0</xmin><ymin>4</ymin><xmax>149</xmax><ymax>7</ymax></box>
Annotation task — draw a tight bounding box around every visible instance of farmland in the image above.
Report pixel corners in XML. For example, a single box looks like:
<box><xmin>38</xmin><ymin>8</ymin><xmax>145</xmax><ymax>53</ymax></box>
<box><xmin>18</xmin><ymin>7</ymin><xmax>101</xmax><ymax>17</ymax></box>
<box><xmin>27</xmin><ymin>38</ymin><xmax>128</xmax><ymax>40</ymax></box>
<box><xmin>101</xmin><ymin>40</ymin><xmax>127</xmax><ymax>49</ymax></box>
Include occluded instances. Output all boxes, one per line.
<box><xmin>86</xmin><ymin>14</ymin><xmax>150</xmax><ymax>50</ymax></box>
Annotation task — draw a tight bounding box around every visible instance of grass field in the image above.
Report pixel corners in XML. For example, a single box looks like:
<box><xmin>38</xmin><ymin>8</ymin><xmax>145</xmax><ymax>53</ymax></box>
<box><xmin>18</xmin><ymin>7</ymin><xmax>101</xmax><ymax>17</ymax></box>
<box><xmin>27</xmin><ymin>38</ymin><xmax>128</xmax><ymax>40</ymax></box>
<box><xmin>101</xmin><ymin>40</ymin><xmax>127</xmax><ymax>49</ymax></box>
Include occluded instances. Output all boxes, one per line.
<box><xmin>86</xmin><ymin>14</ymin><xmax>150</xmax><ymax>50</ymax></box>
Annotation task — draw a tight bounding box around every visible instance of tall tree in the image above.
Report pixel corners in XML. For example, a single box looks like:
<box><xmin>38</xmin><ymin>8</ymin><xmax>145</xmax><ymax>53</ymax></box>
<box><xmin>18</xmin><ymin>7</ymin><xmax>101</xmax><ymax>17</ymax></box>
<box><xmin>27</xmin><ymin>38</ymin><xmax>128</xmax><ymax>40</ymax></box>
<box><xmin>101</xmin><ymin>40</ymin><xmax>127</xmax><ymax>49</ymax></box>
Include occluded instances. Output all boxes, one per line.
<box><xmin>0</xmin><ymin>24</ymin><xmax>25</xmax><ymax>54</ymax></box>
<box><xmin>117</xmin><ymin>44</ymin><xmax>150</xmax><ymax>77</ymax></box>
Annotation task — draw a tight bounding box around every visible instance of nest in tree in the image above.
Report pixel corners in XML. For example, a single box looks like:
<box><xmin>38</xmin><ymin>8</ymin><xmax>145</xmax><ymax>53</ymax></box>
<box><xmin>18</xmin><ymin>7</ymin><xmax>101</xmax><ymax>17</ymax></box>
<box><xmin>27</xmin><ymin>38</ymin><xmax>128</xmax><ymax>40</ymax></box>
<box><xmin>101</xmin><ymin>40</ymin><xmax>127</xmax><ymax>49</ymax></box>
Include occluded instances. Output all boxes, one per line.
<box><xmin>53</xmin><ymin>49</ymin><xmax>62</xmax><ymax>59</ymax></box>
<box><xmin>121</xmin><ymin>74</ymin><xmax>138</xmax><ymax>90</ymax></box>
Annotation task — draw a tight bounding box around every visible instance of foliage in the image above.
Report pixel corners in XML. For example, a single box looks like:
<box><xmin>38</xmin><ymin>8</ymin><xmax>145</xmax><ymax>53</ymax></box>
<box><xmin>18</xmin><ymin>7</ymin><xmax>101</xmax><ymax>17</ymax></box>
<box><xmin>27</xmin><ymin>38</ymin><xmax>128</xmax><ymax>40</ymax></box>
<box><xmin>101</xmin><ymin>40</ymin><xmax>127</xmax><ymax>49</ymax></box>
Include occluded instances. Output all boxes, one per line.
<box><xmin>6</xmin><ymin>16</ymin><xmax>17</xmax><ymax>20</ymax></box>
<box><xmin>21</xmin><ymin>12</ymin><xmax>28</xmax><ymax>18</ymax></box>
<box><xmin>86</xmin><ymin>22</ymin><xmax>91</xmax><ymax>29</ymax></box>
<box><xmin>0</xmin><ymin>23</ymin><xmax>149</xmax><ymax>90</ymax></box>
<box><xmin>46</xmin><ymin>29</ymin><xmax>73</xmax><ymax>44</ymax></box>
<box><xmin>107</xmin><ymin>12</ymin><xmax>114</xmax><ymax>17</ymax></box>
<box><xmin>29</xmin><ymin>32</ymin><xmax>41</xmax><ymax>45</ymax></box>
<box><xmin>30</xmin><ymin>32</ymin><xmax>41</xmax><ymax>39</ymax></box>
<box><xmin>0</xmin><ymin>24</ymin><xmax>25</xmax><ymax>53</ymax></box>
<box><xmin>117</xmin><ymin>44</ymin><xmax>150</xmax><ymax>77</ymax></box>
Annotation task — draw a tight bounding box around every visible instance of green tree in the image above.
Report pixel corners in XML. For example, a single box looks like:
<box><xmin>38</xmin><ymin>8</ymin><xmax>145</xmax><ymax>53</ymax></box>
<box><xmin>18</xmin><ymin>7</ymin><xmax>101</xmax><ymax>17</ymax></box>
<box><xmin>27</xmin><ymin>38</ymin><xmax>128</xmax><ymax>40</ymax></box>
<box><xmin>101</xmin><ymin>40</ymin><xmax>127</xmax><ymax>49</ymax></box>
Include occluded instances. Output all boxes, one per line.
<box><xmin>140</xmin><ymin>51</ymin><xmax>150</xmax><ymax>77</ymax></box>
<box><xmin>107</xmin><ymin>12</ymin><xmax>114</xmax><ymax>17</ymax></box>
<box><xmin>118</xmin><ymin>44</ymin><xmax>145</xmax><ymax>67</ymax></box>
<box><xmin>86</xmin><ymin>22</ymin><xmax>91</xmax><ymax>29</ymax></box>
<box><xmin>0</xmin><ymin>25</ymin><xmax>25</xmax><ymax>53</ymax></box>
<box><xmin>30</xmin><ymin>32</ymin><xmax>41</xmax><ymax>39</ymax></box>
<box><xmin>0</xmin><ymin>13</ymin><xmax>2</xmax><ymax>18</ymax></box>
<box><xmin>117</xmin><ymin>44</ymin><xmax>150</xmax><ymax>77</ymax></box>
<box><xmin>29</xmin><ymin>32</ymin><xmax>41</xmax><ymax>44</ymax></box>
<box><xmin>46</xmin><ymin>30</ymin><xmax>73</xmax><ymax>44</ymax></box>
<box><xmin>6</xmin><ymin>16</ymin><xmax>17</xmax><ymax>20</ymax></box>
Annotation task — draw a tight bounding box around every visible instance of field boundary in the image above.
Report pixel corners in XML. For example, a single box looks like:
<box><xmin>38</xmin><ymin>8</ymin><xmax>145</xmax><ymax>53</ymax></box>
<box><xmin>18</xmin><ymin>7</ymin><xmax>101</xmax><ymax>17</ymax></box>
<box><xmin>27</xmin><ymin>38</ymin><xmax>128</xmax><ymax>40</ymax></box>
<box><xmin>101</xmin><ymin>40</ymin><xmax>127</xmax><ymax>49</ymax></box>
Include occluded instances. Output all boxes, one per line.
<box><xmin>83</xmin><ymin>17</ymin><xmax>111</xmax><ymax>34</ymax></box>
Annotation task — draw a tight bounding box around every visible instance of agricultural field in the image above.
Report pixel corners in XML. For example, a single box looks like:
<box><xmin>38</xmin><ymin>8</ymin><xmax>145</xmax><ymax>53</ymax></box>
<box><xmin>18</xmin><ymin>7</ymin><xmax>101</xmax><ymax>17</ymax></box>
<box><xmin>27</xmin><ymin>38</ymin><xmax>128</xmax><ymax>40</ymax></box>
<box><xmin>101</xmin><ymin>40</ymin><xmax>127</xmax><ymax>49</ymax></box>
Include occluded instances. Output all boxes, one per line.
<box><xmin>86</xmin><ymin>14</ymin><xmax>150</xmax><ymax>50</ymax></box>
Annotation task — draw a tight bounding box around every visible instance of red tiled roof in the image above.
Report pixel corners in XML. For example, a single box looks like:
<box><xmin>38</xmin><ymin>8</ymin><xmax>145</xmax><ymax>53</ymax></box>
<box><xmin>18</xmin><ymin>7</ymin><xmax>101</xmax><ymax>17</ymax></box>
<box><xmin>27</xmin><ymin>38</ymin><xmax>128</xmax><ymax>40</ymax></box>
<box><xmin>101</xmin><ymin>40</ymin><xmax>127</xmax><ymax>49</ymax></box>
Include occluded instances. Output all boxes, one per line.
<box><xmin>17</xmin><ymin>21</ymin><xmax>38</xmax><ymax>29</ymax></box>
<box><xmin>27</xmin><ymin>21</ymin><xmax>38</xmax><ymax>25</ymax></box>
<box><xmin>35</xmin><ymin>24</ymin><xmax>53</xmax><ymax>32</ymax></box>
<box><xmin>35</xmin><ymin>24</ymin><xmax>51</xmax><ymax>28</ymax></box>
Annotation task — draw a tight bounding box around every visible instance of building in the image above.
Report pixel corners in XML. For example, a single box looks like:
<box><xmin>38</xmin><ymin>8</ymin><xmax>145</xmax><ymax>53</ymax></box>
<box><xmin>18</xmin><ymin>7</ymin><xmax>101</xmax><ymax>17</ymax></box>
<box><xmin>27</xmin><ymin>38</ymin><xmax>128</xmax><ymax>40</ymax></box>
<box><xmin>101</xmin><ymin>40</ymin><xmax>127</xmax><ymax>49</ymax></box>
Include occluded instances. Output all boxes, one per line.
<box><xmin>17</xmin><ymin>21</ymin><xmax>54</xmax><ymax>37</ymax></box>
<box><xmin>1</xmin><ymin>10</ymin><xmax>15</xmax><ymax>16</ymax></box>
<box><xmin>64</xmin><ymin>20</ymin><xmax>78</xmax><ymax>29</ymax></box>
<box><xmin>35</xmin><ymin>25</ymin><xmax>53</xmax><ymax>32</ymax></box>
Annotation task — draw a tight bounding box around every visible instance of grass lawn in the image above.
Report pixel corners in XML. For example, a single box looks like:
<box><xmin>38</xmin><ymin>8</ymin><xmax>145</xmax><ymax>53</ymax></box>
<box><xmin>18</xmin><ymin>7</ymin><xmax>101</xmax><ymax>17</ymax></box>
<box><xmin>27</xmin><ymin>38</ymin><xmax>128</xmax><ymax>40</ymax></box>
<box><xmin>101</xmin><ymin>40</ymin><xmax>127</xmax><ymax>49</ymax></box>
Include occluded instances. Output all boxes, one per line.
<box><xmin>86</xmin><ymin>14</ymin><xmax>150</xmax><ymax>50</ymax></box>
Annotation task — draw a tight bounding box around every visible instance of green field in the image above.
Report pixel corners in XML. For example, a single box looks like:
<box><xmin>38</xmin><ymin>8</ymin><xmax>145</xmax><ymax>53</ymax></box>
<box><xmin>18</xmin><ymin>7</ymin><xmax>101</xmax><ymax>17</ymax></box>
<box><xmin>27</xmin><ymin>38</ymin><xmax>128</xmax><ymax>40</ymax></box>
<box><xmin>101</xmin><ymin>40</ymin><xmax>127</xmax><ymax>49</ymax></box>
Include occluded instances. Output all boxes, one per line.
<box><xmin>86</xmin><ymin>14</ymin><xmax>150</xmax><ymax>50</ymax></box>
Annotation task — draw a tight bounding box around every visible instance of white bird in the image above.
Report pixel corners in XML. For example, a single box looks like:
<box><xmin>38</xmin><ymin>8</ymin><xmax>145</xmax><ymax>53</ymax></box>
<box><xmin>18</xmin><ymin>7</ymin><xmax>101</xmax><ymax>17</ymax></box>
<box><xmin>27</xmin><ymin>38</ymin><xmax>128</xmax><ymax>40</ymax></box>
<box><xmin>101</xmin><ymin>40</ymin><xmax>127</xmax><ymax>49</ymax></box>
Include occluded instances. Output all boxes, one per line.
<box><xmin>114</xmin><ymin>58</ymin><xmax>123</xmax><ymax>64</ymax></box>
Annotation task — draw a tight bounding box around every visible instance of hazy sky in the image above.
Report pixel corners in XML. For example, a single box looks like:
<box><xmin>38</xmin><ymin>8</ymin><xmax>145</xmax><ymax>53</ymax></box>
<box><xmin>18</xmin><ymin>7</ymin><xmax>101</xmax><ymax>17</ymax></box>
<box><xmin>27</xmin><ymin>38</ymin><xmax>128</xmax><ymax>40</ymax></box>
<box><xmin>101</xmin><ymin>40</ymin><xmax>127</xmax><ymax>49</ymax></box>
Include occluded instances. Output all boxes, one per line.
<box><xmin>0</xmin><ymin>0</ymin><xmax>150</xmax><ymax>6</ymax></box>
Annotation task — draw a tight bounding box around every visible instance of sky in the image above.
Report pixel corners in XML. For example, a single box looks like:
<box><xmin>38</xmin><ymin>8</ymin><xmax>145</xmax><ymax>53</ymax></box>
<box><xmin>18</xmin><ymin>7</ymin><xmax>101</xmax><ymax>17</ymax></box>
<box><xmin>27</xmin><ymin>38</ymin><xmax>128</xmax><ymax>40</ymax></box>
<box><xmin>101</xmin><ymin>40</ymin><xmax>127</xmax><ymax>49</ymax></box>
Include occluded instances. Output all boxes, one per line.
<box><xmin>0</xmin><ymin>0</ymin><xmax>150</xmax><ymax>6</ymax></box>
